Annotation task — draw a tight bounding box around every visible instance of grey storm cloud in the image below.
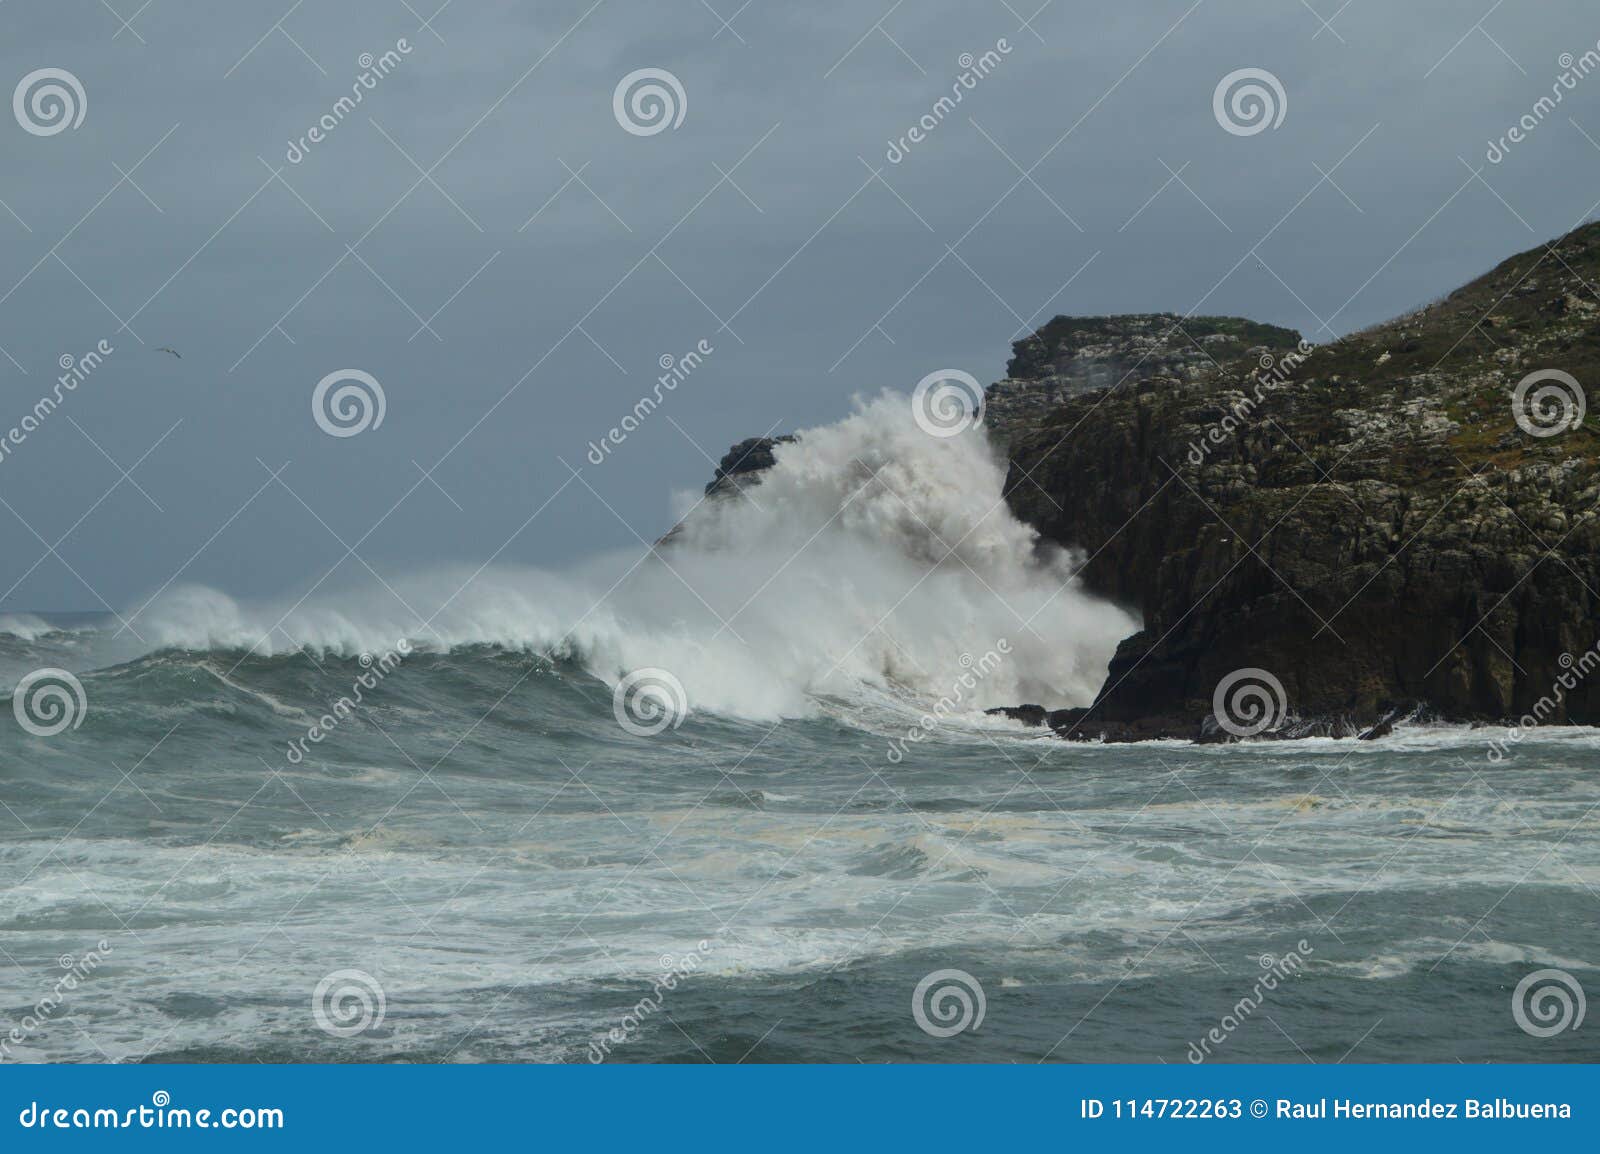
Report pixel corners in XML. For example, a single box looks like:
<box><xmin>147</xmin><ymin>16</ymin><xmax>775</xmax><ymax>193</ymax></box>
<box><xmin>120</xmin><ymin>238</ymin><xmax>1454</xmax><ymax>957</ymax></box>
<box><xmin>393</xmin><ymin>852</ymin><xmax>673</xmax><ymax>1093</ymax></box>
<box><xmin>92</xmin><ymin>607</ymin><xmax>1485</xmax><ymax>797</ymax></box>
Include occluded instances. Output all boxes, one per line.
<box><xmin>1</xmin><ymin>0</ymin><xmax>1597</xmax><ymax>610</ymax></box>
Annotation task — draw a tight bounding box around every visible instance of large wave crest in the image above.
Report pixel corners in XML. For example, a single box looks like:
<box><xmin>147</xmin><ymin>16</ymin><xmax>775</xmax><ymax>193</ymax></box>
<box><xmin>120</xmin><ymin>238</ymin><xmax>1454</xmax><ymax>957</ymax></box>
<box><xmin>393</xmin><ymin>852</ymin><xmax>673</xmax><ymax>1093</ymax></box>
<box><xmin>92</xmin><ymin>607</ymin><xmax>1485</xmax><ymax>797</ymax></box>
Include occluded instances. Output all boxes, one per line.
<box><xmin>130</xmin><ymin>393</ymin><xmax>1137</xmax><ymax>721</ymax></box>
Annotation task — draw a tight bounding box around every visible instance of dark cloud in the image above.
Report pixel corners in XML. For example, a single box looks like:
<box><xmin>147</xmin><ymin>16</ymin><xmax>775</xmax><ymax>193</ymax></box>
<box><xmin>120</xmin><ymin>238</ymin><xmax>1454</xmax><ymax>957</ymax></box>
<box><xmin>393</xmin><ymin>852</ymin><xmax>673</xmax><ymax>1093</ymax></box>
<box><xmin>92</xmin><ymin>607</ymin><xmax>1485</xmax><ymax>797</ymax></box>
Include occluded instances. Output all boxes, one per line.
<box><xmin>1</xmin><ymin>0</ymin><xmax>1596</xmax><ymax>609</ymax></box>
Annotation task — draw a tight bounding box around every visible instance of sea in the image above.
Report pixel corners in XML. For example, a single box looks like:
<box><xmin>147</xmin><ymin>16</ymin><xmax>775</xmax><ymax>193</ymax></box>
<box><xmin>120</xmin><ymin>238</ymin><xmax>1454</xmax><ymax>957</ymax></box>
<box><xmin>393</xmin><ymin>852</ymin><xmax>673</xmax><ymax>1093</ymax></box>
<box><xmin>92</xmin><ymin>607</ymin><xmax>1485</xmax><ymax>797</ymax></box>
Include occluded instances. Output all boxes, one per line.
<box><xmin>2</xmin><ymin>395</ymin><xmax>1596</xmax><ymax>1063</ymax></box>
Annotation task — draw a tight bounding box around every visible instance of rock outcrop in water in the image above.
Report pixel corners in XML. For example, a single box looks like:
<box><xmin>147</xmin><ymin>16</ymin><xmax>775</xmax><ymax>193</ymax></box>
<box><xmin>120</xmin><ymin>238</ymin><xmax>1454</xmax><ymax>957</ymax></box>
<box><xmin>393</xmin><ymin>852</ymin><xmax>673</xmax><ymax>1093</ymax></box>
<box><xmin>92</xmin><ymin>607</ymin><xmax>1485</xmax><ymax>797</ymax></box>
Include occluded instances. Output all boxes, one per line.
<box><xmin>661</xmin><ymin>435</ymin><xmax>797</xmax><ymax>545</ymax></box>
<box><xmin>703</xmin><ymin>436</ymin><xmax>796</xmax><ymax>498</ymax></box>
<box><xmin>706</xmin><ymin>224</ymin><xmax>1600</xmax><ymax>740</ymax></box>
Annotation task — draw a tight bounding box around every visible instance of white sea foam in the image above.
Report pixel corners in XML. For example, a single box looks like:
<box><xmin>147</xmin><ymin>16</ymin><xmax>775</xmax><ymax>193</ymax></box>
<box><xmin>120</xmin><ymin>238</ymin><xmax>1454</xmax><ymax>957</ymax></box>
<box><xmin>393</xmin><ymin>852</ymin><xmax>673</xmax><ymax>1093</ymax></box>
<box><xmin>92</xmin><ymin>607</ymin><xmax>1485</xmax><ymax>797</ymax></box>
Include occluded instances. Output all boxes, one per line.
<box><xmin>127</xmin><ymin>393</ymin><xmax>1138</xmax><ymax>722</ymax></box>
<box><xmin>0</xmin><ymin>612</ymin><xmax>63</xmax><ymax>640</ymax></box>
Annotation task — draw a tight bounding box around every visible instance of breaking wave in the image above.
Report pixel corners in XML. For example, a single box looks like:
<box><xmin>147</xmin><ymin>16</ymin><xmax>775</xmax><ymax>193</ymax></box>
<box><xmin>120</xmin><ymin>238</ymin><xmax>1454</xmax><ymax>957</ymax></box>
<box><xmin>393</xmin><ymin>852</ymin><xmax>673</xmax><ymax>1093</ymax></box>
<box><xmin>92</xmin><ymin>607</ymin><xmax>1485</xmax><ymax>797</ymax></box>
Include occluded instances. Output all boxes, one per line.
<box><xmin>117</xmin><ymin>393</ymin><xmax>1138</xmax><ymax>722</ymax></box>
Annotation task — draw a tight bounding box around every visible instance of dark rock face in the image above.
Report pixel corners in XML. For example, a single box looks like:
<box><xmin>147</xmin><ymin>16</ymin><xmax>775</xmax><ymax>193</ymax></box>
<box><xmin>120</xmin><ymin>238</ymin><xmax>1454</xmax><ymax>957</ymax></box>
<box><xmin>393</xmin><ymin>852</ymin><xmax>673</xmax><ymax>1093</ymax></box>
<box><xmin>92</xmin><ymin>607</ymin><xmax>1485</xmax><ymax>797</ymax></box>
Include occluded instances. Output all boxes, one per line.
<box><xmin>658</xmin><ymin>436</ymin><xmax>798</xmax><ymax>546</ymax></box>
<box><xmin>1001</xmin><ymin>223</ymin><xmax>1600</xmax><ymax>740</ymax></box>
<box><xmin>704</xmin><ymin>436</ymin><xmax>796</xmax><ymax>498</ymax></box>
<box><xmin>690</xmin><ymin>227</ymin><xmax>1600</xmax><ymax>742</ymax></box>
<box><xmin>985</xmin><ymin>314</ymin><xmax>1303</xmax><ymax>442</ymax></box>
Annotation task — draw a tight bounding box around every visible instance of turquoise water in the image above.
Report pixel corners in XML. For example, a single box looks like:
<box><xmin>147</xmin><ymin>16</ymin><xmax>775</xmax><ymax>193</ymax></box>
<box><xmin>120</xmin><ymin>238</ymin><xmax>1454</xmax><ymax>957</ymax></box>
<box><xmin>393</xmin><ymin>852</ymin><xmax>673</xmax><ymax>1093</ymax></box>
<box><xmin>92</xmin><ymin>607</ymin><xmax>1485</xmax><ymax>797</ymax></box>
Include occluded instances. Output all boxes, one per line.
<box><xmin>2</xmin><ymin>621</ymin><xmax>1597</xmax><ymax>1063</ymax></box>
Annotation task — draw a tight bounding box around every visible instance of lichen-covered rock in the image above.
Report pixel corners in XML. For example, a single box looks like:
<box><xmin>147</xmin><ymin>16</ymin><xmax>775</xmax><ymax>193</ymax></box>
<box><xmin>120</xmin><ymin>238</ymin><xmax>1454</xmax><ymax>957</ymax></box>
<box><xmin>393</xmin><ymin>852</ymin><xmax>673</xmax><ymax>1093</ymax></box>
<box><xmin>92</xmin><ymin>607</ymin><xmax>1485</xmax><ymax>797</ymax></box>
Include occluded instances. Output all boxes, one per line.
<box><xmin>1002</xmin><ymin>223</ymin><xmax>1600</xmax><ymax>739</ymax></box>
<box><xmin>690</xmin><ymin>227</ymin><xmax>1600</xmax><ymax>741</ymax></box>
<box><xmin>985</xmin><ymin>314</ymin><xmax>1303</xmax><ymax>442</ymax></box>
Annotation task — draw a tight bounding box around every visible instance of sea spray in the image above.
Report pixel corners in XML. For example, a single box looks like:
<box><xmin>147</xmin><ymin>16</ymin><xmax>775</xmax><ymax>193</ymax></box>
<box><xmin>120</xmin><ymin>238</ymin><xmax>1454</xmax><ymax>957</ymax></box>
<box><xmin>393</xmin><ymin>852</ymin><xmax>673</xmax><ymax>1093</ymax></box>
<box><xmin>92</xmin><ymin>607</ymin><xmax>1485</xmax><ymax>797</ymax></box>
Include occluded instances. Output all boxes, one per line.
<box><xmin>129</xmin><ymin>393</ymin><xmax>1137</xmax><ymax>723</ymax></box>
<box><xmin>887</xmin><ymin>639</ymin><xmax>1012</xmax><ymax>762</ymax></box>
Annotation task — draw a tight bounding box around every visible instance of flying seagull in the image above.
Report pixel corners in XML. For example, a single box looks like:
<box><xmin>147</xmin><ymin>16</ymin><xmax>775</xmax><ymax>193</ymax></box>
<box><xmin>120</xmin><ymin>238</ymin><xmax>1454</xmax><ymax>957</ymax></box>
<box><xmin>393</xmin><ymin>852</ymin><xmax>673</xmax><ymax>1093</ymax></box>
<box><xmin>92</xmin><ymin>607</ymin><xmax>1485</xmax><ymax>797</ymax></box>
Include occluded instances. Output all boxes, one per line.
<box><xmin>156</xmin><ymin>347</ymin><xmax>181</xmax><ymax>359</ymax></box>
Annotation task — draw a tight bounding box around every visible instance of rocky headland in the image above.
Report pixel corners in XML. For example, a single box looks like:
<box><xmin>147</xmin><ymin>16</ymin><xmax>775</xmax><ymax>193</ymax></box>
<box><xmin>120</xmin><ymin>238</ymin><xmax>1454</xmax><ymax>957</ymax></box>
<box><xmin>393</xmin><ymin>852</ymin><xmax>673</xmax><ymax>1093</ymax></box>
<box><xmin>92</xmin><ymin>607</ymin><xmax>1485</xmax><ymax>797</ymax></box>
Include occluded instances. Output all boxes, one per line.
<box><xmin>703</xmin><ymin>224</ymin><xmax>1600</xmax><ymax>741</ymax></box>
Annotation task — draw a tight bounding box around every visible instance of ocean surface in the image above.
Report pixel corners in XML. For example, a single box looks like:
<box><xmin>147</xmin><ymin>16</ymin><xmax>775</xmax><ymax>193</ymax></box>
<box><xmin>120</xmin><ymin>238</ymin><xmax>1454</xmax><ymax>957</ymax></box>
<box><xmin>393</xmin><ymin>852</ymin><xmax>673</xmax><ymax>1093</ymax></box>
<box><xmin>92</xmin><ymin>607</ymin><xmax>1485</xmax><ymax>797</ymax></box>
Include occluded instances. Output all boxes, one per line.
<box><xmin>2</xmin><ymin>398</ymin><xmax>1596</xmax><ymax>1063</ymax></box>
<box><xmin>6</xmin><ymin>625</ymin><xmax>1599</xmax><ymax>1064</ymax></box>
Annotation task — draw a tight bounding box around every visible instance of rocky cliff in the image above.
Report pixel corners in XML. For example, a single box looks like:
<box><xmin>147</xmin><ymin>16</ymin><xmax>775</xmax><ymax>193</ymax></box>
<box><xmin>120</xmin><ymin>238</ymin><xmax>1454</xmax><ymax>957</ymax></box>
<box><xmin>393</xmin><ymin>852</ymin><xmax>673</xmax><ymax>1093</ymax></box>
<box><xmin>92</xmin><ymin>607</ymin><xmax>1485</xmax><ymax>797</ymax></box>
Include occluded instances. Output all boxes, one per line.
<box><xmin>1003</xmin><ymin>223</ymin><xmax>1600</xmax><ymax>739</ymax></box>
<box><xmin>702</xmin><ymin>224</ymin><xmax>1600</xmax><ymax>740</ymax></box>
<box><xmin>985</xmin><ymin>313</ymin><xmax>1302</xmax><ymax>441</ymax></box>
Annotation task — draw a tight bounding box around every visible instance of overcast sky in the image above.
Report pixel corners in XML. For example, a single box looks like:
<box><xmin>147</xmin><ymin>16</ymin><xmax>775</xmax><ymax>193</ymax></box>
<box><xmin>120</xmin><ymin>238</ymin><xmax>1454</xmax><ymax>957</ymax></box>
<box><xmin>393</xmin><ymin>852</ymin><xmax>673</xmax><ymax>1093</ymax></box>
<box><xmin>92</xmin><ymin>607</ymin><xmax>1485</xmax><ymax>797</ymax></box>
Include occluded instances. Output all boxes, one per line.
<box><xmin>1</xmin><ymin>0</ymin><xmax>1597</xmax><ymax>612</ymax></box>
